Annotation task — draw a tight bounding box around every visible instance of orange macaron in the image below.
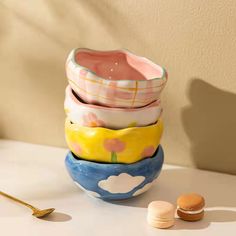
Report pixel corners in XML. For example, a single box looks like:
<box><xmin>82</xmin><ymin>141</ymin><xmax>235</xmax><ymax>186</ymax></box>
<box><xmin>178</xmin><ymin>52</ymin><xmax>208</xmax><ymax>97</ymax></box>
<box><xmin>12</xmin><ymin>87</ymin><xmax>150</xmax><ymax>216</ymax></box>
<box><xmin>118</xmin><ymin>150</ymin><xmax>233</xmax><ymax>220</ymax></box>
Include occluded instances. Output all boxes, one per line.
<box><xmin>177</xmin><ymin>193</ymin><xmax>205</xmax><ymax>221</ymax></box>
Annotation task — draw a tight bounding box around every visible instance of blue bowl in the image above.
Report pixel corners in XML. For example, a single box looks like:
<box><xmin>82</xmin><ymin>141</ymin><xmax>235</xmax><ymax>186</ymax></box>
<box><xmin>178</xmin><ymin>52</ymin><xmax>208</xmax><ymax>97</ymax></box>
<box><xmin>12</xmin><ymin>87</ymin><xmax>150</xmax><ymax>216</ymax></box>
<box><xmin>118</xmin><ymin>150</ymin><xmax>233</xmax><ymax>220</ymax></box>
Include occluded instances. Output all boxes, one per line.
<box><xmin>65</xmin><ymin>145</ymin><xmax>164</xmax><ymax>200</ymax></box>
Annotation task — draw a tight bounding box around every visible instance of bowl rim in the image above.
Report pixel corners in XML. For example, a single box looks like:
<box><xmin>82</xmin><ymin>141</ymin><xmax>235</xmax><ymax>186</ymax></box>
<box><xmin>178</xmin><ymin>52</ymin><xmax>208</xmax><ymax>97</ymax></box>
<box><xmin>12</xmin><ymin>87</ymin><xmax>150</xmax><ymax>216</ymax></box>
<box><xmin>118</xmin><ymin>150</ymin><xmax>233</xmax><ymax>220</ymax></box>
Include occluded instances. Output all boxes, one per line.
<box><xmin>67</xmin><ymin>48</ymin><xmax>168</xmax><ymax>83</ymax></box>
<box><xmin>66</xmin><ymin>85</ymin><xmax>162</xmax><ymax>112</ymax></box>
<box><xmin>66</xmin><ymin>145</ymin><xmax>164</xmax><ymax>168</ymax></box>
<box><xmin>66</xmin><ymin>117</ymin><xmax>163</xmax><ymax>133</ymax></box>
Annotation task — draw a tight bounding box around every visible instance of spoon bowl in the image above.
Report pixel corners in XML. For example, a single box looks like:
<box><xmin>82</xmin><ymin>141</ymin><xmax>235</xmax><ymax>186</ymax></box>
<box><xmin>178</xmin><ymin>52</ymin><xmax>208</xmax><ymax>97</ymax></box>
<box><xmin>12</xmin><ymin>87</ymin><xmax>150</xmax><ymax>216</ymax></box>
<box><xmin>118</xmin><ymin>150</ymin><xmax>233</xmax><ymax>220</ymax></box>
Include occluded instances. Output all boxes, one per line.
<box><xmin>32</xmin><ymin>208</ymin><xmax>55</xmax><ymax>218</ymax></box>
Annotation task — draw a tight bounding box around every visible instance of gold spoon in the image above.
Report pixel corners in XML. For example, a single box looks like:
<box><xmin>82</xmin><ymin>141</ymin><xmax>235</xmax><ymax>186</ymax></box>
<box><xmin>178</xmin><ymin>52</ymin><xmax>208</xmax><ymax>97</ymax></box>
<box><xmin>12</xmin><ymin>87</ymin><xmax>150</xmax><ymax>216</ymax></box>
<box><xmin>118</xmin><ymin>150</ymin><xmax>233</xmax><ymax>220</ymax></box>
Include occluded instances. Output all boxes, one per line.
<box><xmin>0</xmin><ymin>191</ymin><xmax>55</xmax><ymax>218</ymax></box>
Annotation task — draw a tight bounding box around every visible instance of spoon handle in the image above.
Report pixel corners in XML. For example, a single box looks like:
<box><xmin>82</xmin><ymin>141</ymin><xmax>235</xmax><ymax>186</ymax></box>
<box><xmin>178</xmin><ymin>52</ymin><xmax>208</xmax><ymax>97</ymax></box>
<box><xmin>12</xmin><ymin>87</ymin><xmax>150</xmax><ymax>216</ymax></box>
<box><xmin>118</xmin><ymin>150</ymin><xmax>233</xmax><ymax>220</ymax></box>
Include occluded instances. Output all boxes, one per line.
<box><xmin>0</xmin><ymin>191</ymin><xmax>37</xmax><ymax>211</ymax></box>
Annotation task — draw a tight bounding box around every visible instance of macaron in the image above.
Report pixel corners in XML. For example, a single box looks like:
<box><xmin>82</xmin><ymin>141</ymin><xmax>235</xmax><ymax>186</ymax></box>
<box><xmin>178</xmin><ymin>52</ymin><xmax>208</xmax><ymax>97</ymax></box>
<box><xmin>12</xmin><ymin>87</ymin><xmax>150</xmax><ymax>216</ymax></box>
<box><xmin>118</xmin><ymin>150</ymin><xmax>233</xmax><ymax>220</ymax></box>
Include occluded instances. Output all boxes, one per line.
<box><xmin>177</xmin><ymin>193</ymin><xmax>205</xmax><ymax>221</ymax></box>
<box><xmin>147</xmin><ymin>201</ymin><xmax>175</xmax><ymax>229</ymax></box>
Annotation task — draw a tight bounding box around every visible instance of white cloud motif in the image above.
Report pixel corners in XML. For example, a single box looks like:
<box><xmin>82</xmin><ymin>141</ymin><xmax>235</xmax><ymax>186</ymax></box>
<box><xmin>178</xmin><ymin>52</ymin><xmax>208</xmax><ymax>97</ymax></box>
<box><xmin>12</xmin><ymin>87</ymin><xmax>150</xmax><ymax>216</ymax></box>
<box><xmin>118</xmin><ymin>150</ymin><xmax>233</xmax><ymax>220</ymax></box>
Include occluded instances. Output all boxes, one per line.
<box><xmin>74</xmin><ymin>182</ymin><xmax>101</xmax><ymax>198</ymax></box>
<box><xmin>98</xmin><ymin>173</ymin><xmax>145</xmax><ymax>194</ymax></box>
<box><xmin>132</xmin><ymin>180</ymin><xmax>156</xmax><ymax>196</ymax></box>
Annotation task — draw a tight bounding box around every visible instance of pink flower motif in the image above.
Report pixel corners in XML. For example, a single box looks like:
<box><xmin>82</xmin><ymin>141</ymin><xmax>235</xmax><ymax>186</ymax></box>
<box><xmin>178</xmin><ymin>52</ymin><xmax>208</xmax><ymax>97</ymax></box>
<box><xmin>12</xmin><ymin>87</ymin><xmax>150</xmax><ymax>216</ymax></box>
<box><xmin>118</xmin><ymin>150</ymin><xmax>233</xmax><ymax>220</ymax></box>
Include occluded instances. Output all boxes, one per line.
<box><xmin>104</xmin><ymin>139</ymin><xmax>126</xmax><ymax>153</ymax></box>
<box><xmin>79</xmin><ymin>69</ymin><xmax>87</xmax><ymax>76</ymax></box>
<box><xmin>83</xmin><ymin>112</ymin><xmax>105</xmax><ymax>127</ymax></box>
<box><xmin>141</xmin><ymin>146</ymin><xmax>155</xmax><ymax>158</ymax></box>
<box><xmin>71</xmin><ymin>142</ymin><xmax>83</xmax><ymax>156</ymax></box>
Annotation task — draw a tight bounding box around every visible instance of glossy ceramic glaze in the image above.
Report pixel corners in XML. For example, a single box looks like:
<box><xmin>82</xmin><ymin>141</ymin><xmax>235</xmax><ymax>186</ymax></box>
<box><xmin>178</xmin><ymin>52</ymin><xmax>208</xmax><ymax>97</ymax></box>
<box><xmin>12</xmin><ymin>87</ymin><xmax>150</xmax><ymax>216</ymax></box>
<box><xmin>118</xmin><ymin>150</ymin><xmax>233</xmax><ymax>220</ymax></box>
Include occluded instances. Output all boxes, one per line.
<box><xmin>65</xmin><ymin>145</ymin><xmax>164</xmax><ymax>200</ymax></box>
<box><xmin>66</xmin><ymin>48</ymin><xmax>167</xmax><ymax>108</ymax></box>
<box><xmin>64</xmin><ymin>85</ymin><xmax>162</xmax><ymax>129</ymax></box>
<box><xmin>65</xmin><ymin>118</ymin><xmax>163</xmax><ymax>163</ymax></box>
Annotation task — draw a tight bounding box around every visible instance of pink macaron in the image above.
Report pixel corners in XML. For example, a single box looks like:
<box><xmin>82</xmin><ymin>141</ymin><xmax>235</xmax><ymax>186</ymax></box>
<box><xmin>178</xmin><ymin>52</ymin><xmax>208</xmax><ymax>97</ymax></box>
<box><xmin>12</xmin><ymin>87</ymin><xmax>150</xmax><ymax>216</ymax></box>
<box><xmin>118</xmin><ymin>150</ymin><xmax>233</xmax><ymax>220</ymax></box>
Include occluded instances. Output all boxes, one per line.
<box><xmin>147</xmin><ymin>201</ymin><xmax>175</xmax><ymax>229</ymax></box>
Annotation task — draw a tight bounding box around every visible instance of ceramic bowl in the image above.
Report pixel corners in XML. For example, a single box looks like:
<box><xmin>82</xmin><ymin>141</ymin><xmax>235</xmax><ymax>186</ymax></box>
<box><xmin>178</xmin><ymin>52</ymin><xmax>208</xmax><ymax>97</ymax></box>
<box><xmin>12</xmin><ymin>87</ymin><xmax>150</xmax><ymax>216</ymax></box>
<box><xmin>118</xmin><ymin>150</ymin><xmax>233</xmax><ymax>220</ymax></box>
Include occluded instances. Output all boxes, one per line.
<box><xmin>64</xmin><ymin>85</ymin><xmax>162</xmax><ymax>129</ymax></box>
<box><xmin>66</xmin><ymin>48</ymin><xmax>167</xmax><ymax>108</ymax></box>
<box><xmin>65</xmin><ymin>118</ymin><xmax>163</xmax><ymax>164</ymax></box>
<box><xmin>65</xmin><ymin>145</ymin><xmax>164</xmax><ymax>200</ymax></box>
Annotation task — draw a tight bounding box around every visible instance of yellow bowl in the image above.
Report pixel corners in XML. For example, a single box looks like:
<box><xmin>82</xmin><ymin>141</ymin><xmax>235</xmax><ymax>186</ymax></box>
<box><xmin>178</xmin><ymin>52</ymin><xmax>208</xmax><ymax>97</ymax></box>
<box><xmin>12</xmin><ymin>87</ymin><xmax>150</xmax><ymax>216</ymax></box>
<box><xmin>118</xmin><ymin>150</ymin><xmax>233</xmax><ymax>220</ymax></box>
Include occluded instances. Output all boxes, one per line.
<box><xmin>65</xmin><ymin>118</ymin><xmax>163</xmax><ymax>164</ymax></box>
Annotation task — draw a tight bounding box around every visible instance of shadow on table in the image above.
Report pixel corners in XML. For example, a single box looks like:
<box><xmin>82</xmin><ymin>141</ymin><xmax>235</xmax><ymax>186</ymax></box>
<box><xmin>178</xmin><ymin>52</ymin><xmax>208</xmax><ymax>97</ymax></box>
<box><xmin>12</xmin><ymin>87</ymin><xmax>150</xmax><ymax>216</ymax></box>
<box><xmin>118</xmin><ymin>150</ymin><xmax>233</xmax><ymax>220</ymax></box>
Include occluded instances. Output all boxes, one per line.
<box><xmin>41</xmin><ymin>211</ymin><xmax>72</xmax><ymax>222</ymax></box>
<box><xmin>169</xmin><ymin>210</ymin><xmax>236</xmax><ymax>230</ymax></box>
<box><xmin>107</xmin><ymin>168</ymin><xmax>236</xmax><ymax>229</ymax></box>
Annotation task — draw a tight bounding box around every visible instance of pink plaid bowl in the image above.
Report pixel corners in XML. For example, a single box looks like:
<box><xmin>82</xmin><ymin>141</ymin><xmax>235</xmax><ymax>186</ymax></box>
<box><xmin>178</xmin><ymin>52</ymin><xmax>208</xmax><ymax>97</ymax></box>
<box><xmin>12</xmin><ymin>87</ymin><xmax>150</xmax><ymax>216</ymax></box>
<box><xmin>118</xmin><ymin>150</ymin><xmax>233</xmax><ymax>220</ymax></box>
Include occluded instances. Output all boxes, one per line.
<box><xmin>66</xmin><ymin>48</ymin><xmax>167</xmax><ymax>108</ymax></box>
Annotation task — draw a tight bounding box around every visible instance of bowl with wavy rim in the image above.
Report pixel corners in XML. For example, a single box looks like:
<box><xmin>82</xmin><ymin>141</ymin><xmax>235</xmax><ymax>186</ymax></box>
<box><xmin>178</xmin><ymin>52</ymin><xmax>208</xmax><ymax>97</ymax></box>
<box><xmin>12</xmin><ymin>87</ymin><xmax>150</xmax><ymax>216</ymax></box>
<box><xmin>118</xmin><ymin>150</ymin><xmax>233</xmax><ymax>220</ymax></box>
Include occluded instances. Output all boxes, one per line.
<box><xmin>65</xmin><ymin>145</ymin><xmax>164</xmax><ymax>200</ymax></box>
<box><xmin>66</xmin><ymin>48</ymin><xmax>167</xmax><ymax>108</ymax></box>
<box><xmin>64</xmin><ymin>85</ymin><xmax>162</xmax><ymax>129</ymax></box>
<box><xmin>65</xmin><ymin>118</ymin><xmax>163</xmax><ymax>164</ymax></box>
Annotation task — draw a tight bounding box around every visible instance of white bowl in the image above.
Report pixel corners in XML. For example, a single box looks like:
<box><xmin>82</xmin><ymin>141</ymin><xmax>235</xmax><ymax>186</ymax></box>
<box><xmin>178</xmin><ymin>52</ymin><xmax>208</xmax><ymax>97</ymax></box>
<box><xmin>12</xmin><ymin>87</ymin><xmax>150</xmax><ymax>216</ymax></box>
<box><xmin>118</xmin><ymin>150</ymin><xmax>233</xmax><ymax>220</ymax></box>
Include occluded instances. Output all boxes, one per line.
<box><xmin>64</xmin><ymin>85</ymin><xmax>162</xmax><ymax>129</ymax></box>
<box><xmin>66</xmin><ymin>48</ymin><xmax>167</xmax><ymax>108</ymax></box>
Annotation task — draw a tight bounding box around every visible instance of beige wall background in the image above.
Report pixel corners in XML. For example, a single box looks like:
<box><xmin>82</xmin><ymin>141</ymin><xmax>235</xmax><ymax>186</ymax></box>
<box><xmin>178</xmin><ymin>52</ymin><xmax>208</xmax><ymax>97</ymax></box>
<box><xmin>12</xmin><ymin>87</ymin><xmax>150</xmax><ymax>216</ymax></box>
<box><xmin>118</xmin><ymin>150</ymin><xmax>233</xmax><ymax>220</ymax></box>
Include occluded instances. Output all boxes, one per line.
<box><xmin>0</xmin><ymin>0</ymin><xmax>236</xmax><ymax>174</ymax></box>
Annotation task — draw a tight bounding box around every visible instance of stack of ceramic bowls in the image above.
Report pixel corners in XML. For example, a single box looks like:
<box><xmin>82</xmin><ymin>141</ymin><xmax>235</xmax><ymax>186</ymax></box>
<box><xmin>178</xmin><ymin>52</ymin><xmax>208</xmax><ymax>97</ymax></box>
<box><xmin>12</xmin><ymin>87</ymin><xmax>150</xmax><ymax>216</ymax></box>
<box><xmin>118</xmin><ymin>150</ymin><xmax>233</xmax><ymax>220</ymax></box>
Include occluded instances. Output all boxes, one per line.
<box><xmin>64</xmin><ymin>48</ymin><xmax>167</xmax><ymax>200</ymax></box>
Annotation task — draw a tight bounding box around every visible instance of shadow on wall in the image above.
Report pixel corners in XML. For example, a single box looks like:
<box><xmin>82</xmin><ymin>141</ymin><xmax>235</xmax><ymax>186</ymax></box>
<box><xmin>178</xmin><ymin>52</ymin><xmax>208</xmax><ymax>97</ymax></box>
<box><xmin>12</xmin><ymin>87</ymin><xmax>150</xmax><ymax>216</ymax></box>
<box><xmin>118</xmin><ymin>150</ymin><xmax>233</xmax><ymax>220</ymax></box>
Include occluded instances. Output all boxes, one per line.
<box><xmin>0</xmin><ymin>124</ymin><xmax>3</xmax><ymax>138</ymax></box>
<box><xmin>182</xmin><ymin>78</ymin><xmax>236</xmax><ymax>174</ymax></box>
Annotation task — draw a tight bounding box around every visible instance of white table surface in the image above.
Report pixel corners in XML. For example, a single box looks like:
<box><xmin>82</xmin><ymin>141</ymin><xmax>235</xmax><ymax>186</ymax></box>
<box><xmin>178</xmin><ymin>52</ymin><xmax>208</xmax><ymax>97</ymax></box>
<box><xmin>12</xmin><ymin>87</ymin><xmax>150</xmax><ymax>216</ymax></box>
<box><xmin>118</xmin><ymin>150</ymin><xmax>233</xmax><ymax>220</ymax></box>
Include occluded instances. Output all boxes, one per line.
<box><xmin>0</xmin><ymin>139</ymin><xmax>235</xmax><ymax>236</ymax></box>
